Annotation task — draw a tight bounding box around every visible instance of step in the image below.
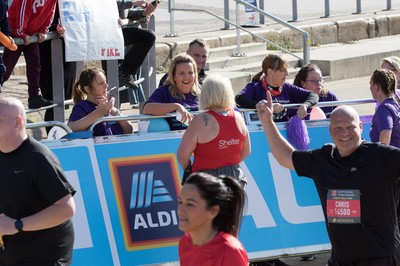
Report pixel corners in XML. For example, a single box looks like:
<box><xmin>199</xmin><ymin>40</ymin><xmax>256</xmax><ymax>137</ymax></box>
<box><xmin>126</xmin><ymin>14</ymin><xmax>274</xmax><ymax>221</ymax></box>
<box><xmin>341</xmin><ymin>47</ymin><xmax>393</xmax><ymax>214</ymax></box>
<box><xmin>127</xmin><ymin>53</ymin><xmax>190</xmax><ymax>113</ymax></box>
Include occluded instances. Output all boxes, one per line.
<box><xmin>206</xmin><ymin>49</ymin><xmax>301</xmax><ymax>70</ymax></box>
<box><xmin>211</xmin><ymin>52</ymin><xmax>300</xmax><ymax>76</ymax></box>
<box><xmin>207</xmin><ymin>70</ymin><xmax>252</xmax><ymax>94</ymax></box>
<box><xmin>209</xmin><ymin>42</ymin><xmax>267</xmax><ymax>58</ymax></box>
<box><xmin>205</xmin><ymin>33</ymin><xmax>400</xmax><ymax>92</ymax></box>
<box><xmin>304</xmin><ymin>34</ymin><xmax>400</xmax><ymax>81</ymax></box>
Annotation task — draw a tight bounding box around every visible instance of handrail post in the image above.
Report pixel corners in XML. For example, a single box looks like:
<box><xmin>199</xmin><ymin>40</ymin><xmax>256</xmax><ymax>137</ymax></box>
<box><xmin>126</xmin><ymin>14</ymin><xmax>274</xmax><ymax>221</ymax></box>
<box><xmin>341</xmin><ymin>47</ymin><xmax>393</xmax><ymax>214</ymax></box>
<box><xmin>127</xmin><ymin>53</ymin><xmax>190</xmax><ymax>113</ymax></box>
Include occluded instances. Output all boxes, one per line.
<box><xmin>303</xmin><ymin>33</ymin><xmax>310</xmax><ymax>65</ymax></box>
<box><xmin>140</xmin><ymin>15</ymin><xmax>157</xmax><ymax>113</ymax></box>
<box><xmin>51</xmin><ymin>38</ymin><xmax>65</xmax><ymax>122</ymax></box>
<box><xmin>259</xmin><ymin>0</ymin><xmax>265</xmax><ymax>25</ymax></box>
<box><xmin>354</xmin><ymin>0</ymin><xmax>362</xmax><ymax>14</ymax></box>
<box><xmin>106</xmin><ymin>60</ymin><xmax>119</xmax><ymax>107</ymax></box>
<box><xmin>322</xmin><ymin>0</ymin><xmax>330</xmax><ymax>18</ymax></box>
<box><xmin>384</xmin><ymin>0</ymin><xmax>392</xmax><ymax>10</ymax></box>
<box><xmin>223</xmin><ymin>0</ymin><xmax>230</xmax><ymax>29</ymax></box>
<box><xmin>290</xmin><ymin>0</ymin><xmax>298</xmax><ymax>22</ymax></box>
<box><xmin>166</xmin><ymin>0</ymin><xmax>177</xmax><ymax>36</ymax></box>
<box><xmin>232</xmin><ymin>1</ymin><xmax>245</xmax><ymax>57</ymax></box>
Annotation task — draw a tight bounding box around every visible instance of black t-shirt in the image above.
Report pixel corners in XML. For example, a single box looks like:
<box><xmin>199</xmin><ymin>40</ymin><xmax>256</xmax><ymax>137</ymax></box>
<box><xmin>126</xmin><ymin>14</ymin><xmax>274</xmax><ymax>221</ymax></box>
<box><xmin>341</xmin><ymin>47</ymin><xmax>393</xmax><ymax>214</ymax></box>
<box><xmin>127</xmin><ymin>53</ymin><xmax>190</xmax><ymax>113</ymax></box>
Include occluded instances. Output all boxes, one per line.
<box><xmin>293</xmin><ymin>142</ymin><xmax>400</xmax><ymax>262</ymax></box>
<box><xmin>0</xmin><ymin>136</ymin><xmax>75</xmax><ymax>266</ymax></box>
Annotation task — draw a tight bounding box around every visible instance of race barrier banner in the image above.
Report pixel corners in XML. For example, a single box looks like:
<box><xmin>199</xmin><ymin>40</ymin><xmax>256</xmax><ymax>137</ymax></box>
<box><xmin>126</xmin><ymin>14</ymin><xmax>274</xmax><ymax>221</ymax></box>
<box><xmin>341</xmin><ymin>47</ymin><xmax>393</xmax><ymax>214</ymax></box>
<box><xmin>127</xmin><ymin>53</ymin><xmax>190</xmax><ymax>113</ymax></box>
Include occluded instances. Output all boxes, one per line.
<box><xmin>59</xmin><ymin>0</ymin><xmax>124</xmax><ymax>61</ymax></box>
<box><xmin>44</xmin><ymin>121</ymin><xmax>372</xmax><ymax>265</ymax></box>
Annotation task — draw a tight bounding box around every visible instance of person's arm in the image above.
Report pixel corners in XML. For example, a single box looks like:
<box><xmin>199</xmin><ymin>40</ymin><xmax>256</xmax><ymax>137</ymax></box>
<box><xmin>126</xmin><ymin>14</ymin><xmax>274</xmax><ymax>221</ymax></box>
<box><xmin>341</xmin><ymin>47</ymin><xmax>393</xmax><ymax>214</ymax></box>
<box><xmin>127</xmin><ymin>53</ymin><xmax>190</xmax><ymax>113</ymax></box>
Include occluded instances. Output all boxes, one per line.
<box><xmin>235</xmin><ymin>94</ymin><xmax>257</xmax><ymax>109</ymax></box>
<box><xmin>379</xmin><ymin>129</ymin><xmax>392</xmax><ymax>145</ymax></box>
<box><xmin>303</xmin><ymin>91</ymin><xmax>319</xmax><ymax>107</ymax></box>
<box><xmin>297</xmin><ymin>91</ymin><xmax>319</xmax><ymax>119</ymax></box>
<box><xmin>0</xmin><ymin>194</ymin><xmax>75</xmax><ymax>235</ymax></box>
<box><xmin>38</xmin><ymin>2</ymin><xmax>57</xmax><ymax>35</ymax></box>
<box><xmin>235</xmin><ymin>83</ymin><xmax>259</xmax><ymax>109</ymax></box>
<box><xmin>143</xmin><ymin>102</ymin><xmax>181</xmax><ymax>115</ymax></box>
<box><xmin>68</xmin><ymin>97</ymin><xmax>116</xmax><ymax>132</ymax></box>
<box><xmin>240</xmin><ymin>132</ymin><xmax>251</xmax><ymax>161</ymax></box>
<box><xmin>127</xmin><ymin>2</ymin><xmax>156</xmax><ymax>22</ymax></box>
<box><xmin>177</xmin><ymin>118</ymin><xmax>200</xmax><ymax>169</ymax></box>
<box><xmin>143</xmin><ymin>102</ymin><xmax>193</xmax><ymax>122</ymax></box>
<box><xmin>257</xmin><ymin>91</ymin><xmax>295</xmax><ymax>169</ymax></box>
<box><xmin>116</xmin><ymin>0</ymin><xmax>134</xmax><ymax>11</ymax></box>
<box><xmin>68</xmin><ymin>105</ymin><xmax>109</xmax><ymax>132</ymax></box>
<box><xmin>9</xmin><ymin>0</ymin><xmax>31</xmax><ymax>39</ymax></box>
<box><xmin>117</xmin><ymin>120</ymin><xmax>133</xmax><ymax>134</ymax></box>
<box><xmin>108</xmin><ymin>108</ymin><xmax>133</xmax><ymax>134</ymax></box>
<box><xmin>234</xmin><ymin>111</ymin><xmax>251</xmax><ymax>161</ymax></box>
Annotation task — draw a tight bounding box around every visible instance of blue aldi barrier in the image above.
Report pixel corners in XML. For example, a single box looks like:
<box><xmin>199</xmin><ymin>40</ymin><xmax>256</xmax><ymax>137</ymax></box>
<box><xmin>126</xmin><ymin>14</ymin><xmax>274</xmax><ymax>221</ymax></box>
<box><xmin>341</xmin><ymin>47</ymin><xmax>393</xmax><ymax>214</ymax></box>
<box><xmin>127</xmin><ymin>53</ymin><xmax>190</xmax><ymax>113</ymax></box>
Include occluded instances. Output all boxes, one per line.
<box><xmin>43</xmin><ymin>120</ymin><xmax>372</xmax><ymax>265</ymax></box>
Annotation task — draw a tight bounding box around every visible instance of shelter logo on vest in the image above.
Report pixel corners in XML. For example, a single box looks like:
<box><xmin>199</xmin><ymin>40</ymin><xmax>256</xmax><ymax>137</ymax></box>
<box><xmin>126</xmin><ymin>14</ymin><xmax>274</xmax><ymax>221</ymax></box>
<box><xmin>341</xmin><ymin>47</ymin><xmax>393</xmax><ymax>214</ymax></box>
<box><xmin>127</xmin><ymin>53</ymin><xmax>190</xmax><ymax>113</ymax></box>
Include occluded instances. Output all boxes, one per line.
<box><xmin>109</xmin><ymin>154</ymin><xmax>183</xmax><ymax>250</ymax></box>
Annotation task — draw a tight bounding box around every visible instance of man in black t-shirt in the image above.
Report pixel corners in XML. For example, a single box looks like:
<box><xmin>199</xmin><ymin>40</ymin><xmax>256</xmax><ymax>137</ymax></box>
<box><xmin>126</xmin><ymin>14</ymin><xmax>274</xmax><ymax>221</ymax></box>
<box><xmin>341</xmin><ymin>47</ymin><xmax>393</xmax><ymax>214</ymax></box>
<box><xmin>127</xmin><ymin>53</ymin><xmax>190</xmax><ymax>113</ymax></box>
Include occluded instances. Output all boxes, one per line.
<box><xmin>256</xmin><ymin>93</ymin><xmax>400</xmax><ymax>265</ymax></box>
<box><xmin>0</xmin><ymin>97</ymin><xmax>76</xmax><ymax>266</ymax></box>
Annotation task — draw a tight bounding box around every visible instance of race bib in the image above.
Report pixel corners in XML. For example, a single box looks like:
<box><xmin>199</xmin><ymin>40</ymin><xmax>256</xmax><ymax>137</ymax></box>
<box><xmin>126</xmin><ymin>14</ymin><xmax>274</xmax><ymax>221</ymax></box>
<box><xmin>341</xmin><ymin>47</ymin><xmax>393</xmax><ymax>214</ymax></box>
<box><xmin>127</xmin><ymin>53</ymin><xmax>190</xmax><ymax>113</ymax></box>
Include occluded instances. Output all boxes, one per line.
<box><xmin>327</xmin><ymin>189</ymin><xmax>361</xmax><ymax>224</ymax></box>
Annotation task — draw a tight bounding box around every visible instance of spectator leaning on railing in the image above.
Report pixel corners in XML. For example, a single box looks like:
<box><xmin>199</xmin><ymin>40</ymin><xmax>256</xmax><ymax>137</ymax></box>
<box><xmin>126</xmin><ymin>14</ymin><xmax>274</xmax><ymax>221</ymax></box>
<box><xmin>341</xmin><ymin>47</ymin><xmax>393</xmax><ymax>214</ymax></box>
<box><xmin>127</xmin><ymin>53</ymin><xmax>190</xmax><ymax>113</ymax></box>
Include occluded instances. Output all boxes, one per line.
<box><xmin>2</xmin><ymin>0</ymin><xmax>58</xmax><ymax>109</ymax></box>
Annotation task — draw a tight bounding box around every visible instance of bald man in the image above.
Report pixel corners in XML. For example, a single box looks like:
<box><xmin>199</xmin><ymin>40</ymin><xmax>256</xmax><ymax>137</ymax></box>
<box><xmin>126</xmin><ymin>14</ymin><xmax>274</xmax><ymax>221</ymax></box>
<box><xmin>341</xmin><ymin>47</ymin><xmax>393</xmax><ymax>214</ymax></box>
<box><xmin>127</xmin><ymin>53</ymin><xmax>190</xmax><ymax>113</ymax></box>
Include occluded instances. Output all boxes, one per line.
<box><xmin>0</xmin><ymin>97</ymin><xmax>76</xmax><ymax>265</ymax></box>
<box><xmin>257</xmin><ymin>93</ymin><xmax>400</xmax><ymax>265</ymax></box>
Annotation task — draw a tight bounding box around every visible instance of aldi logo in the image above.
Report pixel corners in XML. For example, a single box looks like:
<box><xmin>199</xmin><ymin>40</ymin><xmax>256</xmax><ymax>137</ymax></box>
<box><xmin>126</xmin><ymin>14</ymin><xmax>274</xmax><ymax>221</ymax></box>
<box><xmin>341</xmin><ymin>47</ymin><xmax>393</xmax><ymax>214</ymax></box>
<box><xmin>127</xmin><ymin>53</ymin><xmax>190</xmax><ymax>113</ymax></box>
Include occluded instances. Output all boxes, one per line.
<box><xmin>109</xmin><ymin>154</ymin><xmax>183</xmax><ymax>250</ymax></box>
<box><xmin>129</xmin><ymin>170</ymin><xmax>173</xmax><ymax>209</ymax></box>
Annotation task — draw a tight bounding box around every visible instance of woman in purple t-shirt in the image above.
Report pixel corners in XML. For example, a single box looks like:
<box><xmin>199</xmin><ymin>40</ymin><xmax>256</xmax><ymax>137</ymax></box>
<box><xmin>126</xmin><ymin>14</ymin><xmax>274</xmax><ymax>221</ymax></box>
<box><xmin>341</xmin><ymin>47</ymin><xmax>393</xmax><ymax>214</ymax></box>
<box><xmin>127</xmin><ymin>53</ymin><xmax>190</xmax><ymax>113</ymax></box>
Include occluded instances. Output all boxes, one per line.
<box><xmin>293</xmin><ymin>64</ymin><xmax>339</xmax><ymax>118</ymax></box>
<box><xmin>369</xmin><ymin>69</ymin><xmax>400</xmax><ymax>148</ymax></box>
<box><xmin>235</xmin><ymin>54</ymin><xmax>318</xmax><ymax>122</ymax></box>
<box><xmin>144</xmin><ymin>54</ymin><xmax>201</xmax><ymax>130</ymax></box>
<box><xmin>68</xmin><ymin>68</ymin><xmax>132</xmax><ymax>136</ymax></box>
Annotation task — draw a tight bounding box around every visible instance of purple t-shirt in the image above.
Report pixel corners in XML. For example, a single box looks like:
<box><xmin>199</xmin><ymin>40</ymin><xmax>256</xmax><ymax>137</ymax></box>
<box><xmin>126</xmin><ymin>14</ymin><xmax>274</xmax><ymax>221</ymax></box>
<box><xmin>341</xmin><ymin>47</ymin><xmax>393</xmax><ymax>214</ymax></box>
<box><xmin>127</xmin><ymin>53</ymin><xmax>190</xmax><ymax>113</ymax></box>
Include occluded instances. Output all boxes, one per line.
<box><xmin>145</xmin><ymin>85</ymin><xmax>199</xmax><ymax>130</ymax></box>
<box><xmin>370</xmin><ymin>98</ymin><xmax>400</xmax><ymax>148</ymax></box>
<box><xmin>68</xmin><ymin>100</ymin><xmax>123</xmax><ymax>136</ymax></box>
<box><xmin>238</xmin><ymin>81</ymin><xmax>311</xmax><ymax>122</ymax></box>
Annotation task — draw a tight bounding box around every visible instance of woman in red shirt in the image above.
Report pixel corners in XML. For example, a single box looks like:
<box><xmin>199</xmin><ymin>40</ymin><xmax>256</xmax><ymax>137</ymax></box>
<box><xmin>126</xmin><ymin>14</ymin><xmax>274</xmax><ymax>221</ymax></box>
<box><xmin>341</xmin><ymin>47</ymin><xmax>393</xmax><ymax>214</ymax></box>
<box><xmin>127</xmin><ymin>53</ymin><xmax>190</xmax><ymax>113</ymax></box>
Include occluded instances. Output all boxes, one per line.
<box><xmin>177</xmin><ymin>74</ymin><xmax>251</xmax><ymax>185</ymax></box>
<box><xmin>178</xmin><ymin>172</ymin><xmax>248</xmax><ymax>266</ymax></box>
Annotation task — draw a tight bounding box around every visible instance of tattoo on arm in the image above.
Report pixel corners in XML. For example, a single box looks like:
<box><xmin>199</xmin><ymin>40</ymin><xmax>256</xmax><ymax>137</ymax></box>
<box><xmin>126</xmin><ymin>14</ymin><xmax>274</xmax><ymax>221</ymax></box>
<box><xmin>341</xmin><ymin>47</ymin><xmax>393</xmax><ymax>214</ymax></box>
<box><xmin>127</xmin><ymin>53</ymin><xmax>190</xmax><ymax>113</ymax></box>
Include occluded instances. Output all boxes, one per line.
<box><xmin>202</xmin><ymin>114</ymin><xmax>209</xmax><ymax>126</ymax></box>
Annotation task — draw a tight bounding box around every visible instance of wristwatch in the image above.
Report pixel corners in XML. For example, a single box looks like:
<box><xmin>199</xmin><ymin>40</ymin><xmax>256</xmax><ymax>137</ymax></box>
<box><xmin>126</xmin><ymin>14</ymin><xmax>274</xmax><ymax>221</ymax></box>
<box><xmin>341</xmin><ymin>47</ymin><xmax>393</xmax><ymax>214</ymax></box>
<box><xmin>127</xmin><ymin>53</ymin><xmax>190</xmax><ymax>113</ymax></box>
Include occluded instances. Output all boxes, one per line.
<box><xmin>15</xmin><ymin>219</ymin><xmax>23</xmax><ymax>232</ymax></box>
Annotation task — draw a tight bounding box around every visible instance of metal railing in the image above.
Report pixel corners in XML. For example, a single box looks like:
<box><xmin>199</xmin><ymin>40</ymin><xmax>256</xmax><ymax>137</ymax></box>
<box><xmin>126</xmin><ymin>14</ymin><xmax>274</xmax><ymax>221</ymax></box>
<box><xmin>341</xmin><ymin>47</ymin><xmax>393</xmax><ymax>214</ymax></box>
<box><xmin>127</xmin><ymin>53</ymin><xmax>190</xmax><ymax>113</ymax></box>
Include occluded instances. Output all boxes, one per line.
<box><xmin>25</xmin><ymin>97</ymin><xmax>375</xmax><ymax>140</ymax></box>
<box><xmin>167</xmin><ymin>0</ymin><xmax>310</xmax><ymax>65</ymax></box>
<box><xmin>11</xmin><ymin>32</ymin><xmax>69</xmax><ymax>121</ymax></box>
<box><xmin>11</xmin><ymin>15</ymin><xmax>156</xmax><ymax>121</ymax></box>
<box><xmin>86</xmin><ymin>98</ymin><xmax>375</xmax><ymax>133</ymax></box>
<box><xmin>169</xmin><ymin>0</ymin><xmax>397</xmax><ymax>32</ymax></box>
<box><xmin>235</xmin><ymin>0</ymin><xmax>310</xmax><ymax>64</ymax></box>
<box><xmin>26</xmin><ymin>120</ymin><xmax>72</xmax><ymax>133</ymax></box>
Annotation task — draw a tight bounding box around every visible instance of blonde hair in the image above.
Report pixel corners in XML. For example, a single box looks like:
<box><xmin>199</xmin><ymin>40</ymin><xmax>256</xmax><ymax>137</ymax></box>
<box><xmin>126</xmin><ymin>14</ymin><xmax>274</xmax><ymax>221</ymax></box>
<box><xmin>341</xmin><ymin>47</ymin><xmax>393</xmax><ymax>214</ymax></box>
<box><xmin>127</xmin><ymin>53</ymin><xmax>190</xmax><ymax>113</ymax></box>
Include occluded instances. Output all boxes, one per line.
<box><xmin>199</xmin><ymin>75</ymin><xmax>235</xmax><ymax>110</ymax></box>
<box><xmin>381</xmin><ymin>56</ymin><xmax>400</xmax><ymax>73</ymax></box>
<box><xmin>166</xmin><ymin>54</ymin><xmax>201</xmax><ymax>100</ymax></box>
